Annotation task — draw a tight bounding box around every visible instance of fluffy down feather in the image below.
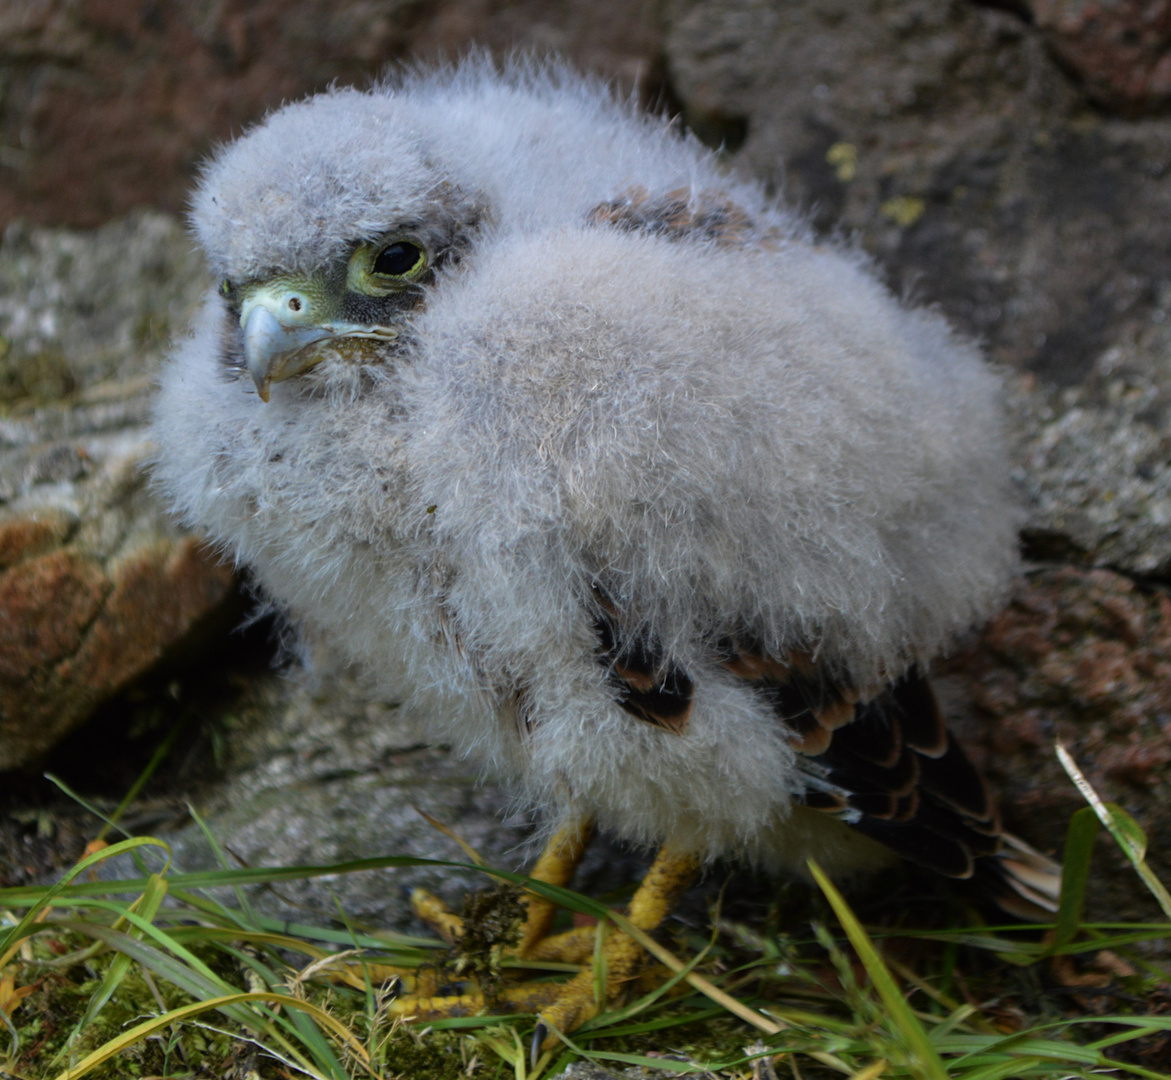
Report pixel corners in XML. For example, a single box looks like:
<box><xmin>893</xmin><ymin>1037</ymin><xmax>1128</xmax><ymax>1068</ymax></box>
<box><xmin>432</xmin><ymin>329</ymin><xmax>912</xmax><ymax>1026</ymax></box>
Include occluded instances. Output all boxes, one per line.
<box><xmin>154</xmin><ymin>58</ymin><xmax>1020</xmax><ymax>878</ymax></box>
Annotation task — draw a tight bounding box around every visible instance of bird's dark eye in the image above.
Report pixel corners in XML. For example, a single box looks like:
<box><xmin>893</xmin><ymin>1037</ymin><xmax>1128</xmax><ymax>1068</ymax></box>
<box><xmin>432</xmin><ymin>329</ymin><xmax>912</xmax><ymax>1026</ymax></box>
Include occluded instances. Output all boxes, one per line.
<box><xmin>372</xmin><ymin>241</ymin><xmax>424</xmax><ymax>277</ymax></box>
<box><xmin>347</xmin><ymin>237</ymin><xmax>429</xmax><ymax>295</ymax></box>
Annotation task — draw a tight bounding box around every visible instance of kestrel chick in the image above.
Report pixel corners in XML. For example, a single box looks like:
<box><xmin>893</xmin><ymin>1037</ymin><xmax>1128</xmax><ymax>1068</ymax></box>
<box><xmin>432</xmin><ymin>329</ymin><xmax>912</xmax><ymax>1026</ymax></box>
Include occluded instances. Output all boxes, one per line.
<box><xmin>152</xmin><ymin>58</ymin><xmax>1057</xmax><ymax>1050</ymax></box>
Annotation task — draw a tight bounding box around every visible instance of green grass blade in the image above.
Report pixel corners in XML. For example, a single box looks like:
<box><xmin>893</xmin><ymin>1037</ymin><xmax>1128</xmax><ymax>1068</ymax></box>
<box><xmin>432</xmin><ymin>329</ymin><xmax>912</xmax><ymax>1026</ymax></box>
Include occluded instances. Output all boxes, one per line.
<box><xmin>1047</xmin><ymin>806</ymin><xmax>1097</xmax><ymax>953</ymax></box>
<box><xmin>570</xmin><ymin>1049</ymin><xmax>703</xmax><ymax>1072</ymax></box>
<box><xmin>1080</xmin><ymin>1015</ymin><xmax>1171</xmax><ymax>1048</ymax></box>
<box><xmin>0</xmin><ymin>853</ymin><xmax>514</xmax><ymax>904</ymax></box>
<box><xmin>578</xmin><ymin>932</ymin><xmax>712</xmax><ymax>1034</ymax></box>
<box><xmin>0</xmin><ymin>836</ymin><xmax>170</xmax><ymax>958</ymax></box>
<box><xmin>953</xmin><ymin>1057</ymin><xmax>1046</xmax><ymax>1080</ymax></box>
<box><xmin>45</xmin><ymin>990</ymin><xmax>364</xmax><ymax>1080</ymax></box>
<box><xmin>74</xmin><ymin>872</ymin><xmax>170</xmax><ymax>1032</ymax></box>
<box><xmin>186</xmin><ymin>803</ymin><xmax>260</xmax><ymax>926</ymax></box>
<box><xmin>51</xmin><ymin>918</ymin><xmax>333</xmax><ymax>1075</ymax></box>
<box><xmin>808</xmin><ymin>859</ymin><xmax>949</xmax><ymax>1080</ymax></box>
<box><xmin>54</xmin><ymin>919</ymin><xmax>253</xmax><ymax>1010</ymax></box>
<box><xmin>1057</xmin><ymin>742</ymin><xmax>1171</xmax><ymax>921</ymax></box>
<box><xmin>210</xmin><ymin>940</ymin><xmax>353</xmax><ymax>1080</ymax></box>
<box><xmin>579</xmin><ymin>1005</ymin><xmax>726</xmax><ymax>1039</ymax></box>
<box><xmin>331</xmin><ymin>893</ymin><xmax>377</xmax><ymax>1022</ymax></box>
<box><xmin>937</xmin><ymin>1032</ymin><xmax>1103</xmax><ymax>1063</ymax></box>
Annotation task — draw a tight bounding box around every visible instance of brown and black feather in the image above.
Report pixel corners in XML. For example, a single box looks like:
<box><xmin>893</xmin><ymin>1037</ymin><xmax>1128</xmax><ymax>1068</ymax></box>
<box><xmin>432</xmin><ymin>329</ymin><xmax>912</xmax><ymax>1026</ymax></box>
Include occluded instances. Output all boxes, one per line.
<box><xmin>745</xmin><ymin>659</ymin><xmax>1002</xmax><ymax>879</ymax></box>
<box><xmin>590</xmin><ymin>608</ymin><xmax>1007</xmax><ymax>883</ymax></box>
<box><xmin>591</xmin><ymin>584</ymin><xmax>694</xmax><ymax>734</ymax></box>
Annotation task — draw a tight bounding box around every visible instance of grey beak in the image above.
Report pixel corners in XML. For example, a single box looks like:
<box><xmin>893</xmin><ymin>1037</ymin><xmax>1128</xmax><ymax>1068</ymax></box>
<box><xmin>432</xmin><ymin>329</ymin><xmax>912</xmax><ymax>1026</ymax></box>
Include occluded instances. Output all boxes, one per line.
<box><xmin>242</xmin><ymin>305</ymin><xmax>335</xmax><ymax>402</ymax></box>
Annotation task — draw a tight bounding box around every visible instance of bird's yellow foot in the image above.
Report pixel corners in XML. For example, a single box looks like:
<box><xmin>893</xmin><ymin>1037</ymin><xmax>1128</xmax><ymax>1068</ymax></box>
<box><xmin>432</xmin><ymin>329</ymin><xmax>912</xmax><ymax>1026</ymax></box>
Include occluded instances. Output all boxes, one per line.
<box><xmin>382</xmin><ymin>822</ymin><xmax>701</xmax><ymax>1063</ymax></box>
<box><xmin>406</xmin><ymin>817</ymin><xmax>595</xmax><ymax>964</ymax></box>
<box><xmin>335</xmin><ymin>822</ymin><xmax>591</xmax><ymax>1001</ymax></box>
<box><xmin>529</xmin><ymin>845</ymin><xmax>700</xmax><ymax>1059</ymax></box>
<box><xmin>382</xmin><ymin>820</ymin><xmax>595</xmax><ymax>1018</ymax></box>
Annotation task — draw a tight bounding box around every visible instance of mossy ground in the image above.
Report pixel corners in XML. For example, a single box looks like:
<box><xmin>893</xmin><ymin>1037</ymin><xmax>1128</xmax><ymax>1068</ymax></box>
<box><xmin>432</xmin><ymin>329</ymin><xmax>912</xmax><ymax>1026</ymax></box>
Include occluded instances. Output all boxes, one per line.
<box><xmin>2</xmin><ymin>846</ymin><xmax>1169</xmax><ymax>1080</ymax></box>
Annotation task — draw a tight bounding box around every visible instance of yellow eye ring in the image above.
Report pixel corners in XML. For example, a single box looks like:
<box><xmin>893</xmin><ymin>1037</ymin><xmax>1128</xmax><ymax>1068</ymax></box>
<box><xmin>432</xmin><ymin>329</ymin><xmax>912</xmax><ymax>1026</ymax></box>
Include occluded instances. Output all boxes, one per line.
<box><xmin>347</xmin><ymin>237</ymin><xmax>428</xmax><ymax>295</ymax></box>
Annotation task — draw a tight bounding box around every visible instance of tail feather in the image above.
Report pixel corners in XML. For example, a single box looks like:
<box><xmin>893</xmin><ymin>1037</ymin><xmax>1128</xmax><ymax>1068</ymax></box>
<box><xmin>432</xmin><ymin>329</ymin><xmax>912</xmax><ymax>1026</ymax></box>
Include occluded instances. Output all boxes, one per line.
<box><xmin>986</xmin><ymin>832</ymin><xmax>1062</xmax><ymax>921</ymax></box>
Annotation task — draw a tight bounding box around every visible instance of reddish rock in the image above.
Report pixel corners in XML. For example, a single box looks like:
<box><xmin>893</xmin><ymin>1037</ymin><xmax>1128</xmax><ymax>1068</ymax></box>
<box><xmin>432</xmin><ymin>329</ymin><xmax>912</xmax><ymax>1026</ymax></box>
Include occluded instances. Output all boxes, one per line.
<box><xmin>0</xmin><ymin>208</ymin><xmax>240</xmax><ymax>769</ymax></box>
<box><xmin>948</xmin><ymin>566</ymin><xmax>1171</xmax><ymax>921</ymax></box>
<box><xmin>0</xmin><ymin>0</ymin><xmax>663</xmax><ymax>230</ymax></box>
<box><xmin>61</xmin><ymin>537</ymin><xmax>235</xmax><ymax>694</ymax></box>
<box><xmin>0</xmin><ymin>549</ymin><xmax>107</xmax><ymax>682</ymax></box>
<box><xmin>1031</xmin><ymin>0</ymin><xmax>1171</xmax><ymax>115</ymax></box>
<box><xmin>0</xmin><ymin>510</ymin><xmax>74</xmax><ymax>569</ymax></box>
<box><xmin>0</xmin><ymin>531</ymin><xmax>234</xmax><ymax>770</ymax></box>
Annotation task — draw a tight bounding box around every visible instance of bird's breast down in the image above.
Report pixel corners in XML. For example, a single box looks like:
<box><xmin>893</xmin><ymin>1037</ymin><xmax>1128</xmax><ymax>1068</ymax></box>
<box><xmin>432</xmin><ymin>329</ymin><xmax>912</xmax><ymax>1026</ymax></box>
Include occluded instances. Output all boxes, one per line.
<box><xmin>152</xmin><ymin>213</ymin><xmax>1016</xmax><ymax>866</ymax></box>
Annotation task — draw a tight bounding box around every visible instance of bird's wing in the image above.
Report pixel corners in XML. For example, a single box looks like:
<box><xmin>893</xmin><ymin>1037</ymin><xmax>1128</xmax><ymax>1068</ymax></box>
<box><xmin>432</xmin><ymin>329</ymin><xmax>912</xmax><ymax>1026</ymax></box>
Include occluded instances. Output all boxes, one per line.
<box><xmin>780</xmin><ymin>669</ymin><xmax>1001</xmax><ymax>881</ymax></box>
<box><xmin>590</xmin><ymin>590</ymin><xmax>1003</xmax><ymax>883</ymax></box>
<box><xmin>721</xmin><ymin>652</ymin><xmax>1059</xmax><ymax>918</ymax></box>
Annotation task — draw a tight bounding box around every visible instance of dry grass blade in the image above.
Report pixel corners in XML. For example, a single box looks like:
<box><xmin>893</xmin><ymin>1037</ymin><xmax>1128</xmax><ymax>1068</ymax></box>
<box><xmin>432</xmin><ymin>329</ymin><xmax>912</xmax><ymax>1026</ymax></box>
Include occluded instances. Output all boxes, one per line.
<box><xmin>602</xmin><ymin>907</ymin><xmax>857</xmax><ymax>1076</ymax></box>
<box><xmin>1057</xmin><ymin>742</ymin><xmax>1171</xmax><ymax>921</ymax></box>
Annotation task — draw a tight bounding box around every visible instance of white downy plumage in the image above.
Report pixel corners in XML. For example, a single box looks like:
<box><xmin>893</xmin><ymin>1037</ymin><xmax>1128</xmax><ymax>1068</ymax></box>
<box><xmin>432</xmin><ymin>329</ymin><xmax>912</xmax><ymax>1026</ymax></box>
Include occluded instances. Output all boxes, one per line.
<box><xmin>153</xmin><ymin>58</ymin><xmax>1052</xmax><ymax>904</ymax></box>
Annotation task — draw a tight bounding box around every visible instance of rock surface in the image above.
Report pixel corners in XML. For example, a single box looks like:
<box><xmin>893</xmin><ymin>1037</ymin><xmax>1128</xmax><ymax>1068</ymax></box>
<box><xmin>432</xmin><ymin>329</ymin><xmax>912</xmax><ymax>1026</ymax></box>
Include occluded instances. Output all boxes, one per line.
<box><xmin>1030</xmin><ymin>0</ymin><xmax>1171</xmax><ymax>116</ymax></box>
<box><xmin>664</xmin><ymin>0</ymin><xmax>1171</xmax><ymax>387</ymax></box>
<box><xmin>1009</xmin><ymin>334</ymin><xmax>1171</xmax><ymax>576</ymax></box>
<box><xmin>946</xmin><ymin>565</ymin><xmax>1171</xmax><ymax>920</ymax></box>
<box><xmin>157</xmin><ymin>664</ymin><xmax>538</xmax><ymax>926</ymax></box>
<box><xmin>0</xmin><ymin>0</ymin><xmax>662</xmax><ymax>229</ymax></box>
<box><xmin>0</xmin><ymin>211</ymin><xmax>233</xmax><ymax>768</ymax></box>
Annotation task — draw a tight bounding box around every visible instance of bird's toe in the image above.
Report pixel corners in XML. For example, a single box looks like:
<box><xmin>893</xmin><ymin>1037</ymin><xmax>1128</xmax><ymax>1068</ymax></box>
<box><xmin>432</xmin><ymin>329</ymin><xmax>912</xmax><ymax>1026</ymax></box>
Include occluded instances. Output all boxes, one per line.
<box><xmin>410</xmin><ymin>886</ymin><xmax>466</xmax><ymax>944</ymax></box>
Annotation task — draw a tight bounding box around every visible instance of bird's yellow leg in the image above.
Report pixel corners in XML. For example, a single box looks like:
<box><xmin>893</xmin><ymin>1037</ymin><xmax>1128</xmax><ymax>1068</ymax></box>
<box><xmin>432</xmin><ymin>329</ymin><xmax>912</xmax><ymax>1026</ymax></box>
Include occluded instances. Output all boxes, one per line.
<box><xmin>388</xmin><ymin>978</ymin><xmax>571</xmax><ymax>1022</ymax></box>
<box><xmin>333</xmin><ymin>962</ymin><xmax>443</xmax><ymax>996</ymax></box>
<box><xmin>347</xmin><ymin>888</ymin><xmax>466</xmax><ymax>992</ymax></box>
<box><xmin>515</xmin><ymin>818</ymin><xmax>594</xmax><ymax>957</ymax></box>
<box><xmin>407</xmin><ymin>886</ymin><xmax>466</xmax><ymax>944</ymax></box>
<box><xmin>388</xmin><ymin>840</ymin><xmax>700</xmax><ymax>1034</ymax></box>
<box><xmin>523</xmin><ymin>924</ymin><xmax>597</xmax><ymax>963</ymax></box>
<box><xmin>382</xmin><ymin>958</ymin><xmax>690</xmax><ymax>1023</ymax></box>
<box><xmin>532</xmin><ymin>844</ymin><xmax>701</xmax><ymax>1055</ymax></box>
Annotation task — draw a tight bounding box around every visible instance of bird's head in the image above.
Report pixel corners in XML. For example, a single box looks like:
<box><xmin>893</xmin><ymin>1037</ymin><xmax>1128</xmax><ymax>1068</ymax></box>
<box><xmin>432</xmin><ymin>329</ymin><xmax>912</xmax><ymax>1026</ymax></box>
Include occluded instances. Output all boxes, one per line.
<box><xmin>192</xmin><ymin>86</ymin><xmax>487</xmax><ymax>401</ymax></box>
<box><xmin>216</xmin><ymin>232</ymin><xmax>436</xmax><ymax>401</ymax></box>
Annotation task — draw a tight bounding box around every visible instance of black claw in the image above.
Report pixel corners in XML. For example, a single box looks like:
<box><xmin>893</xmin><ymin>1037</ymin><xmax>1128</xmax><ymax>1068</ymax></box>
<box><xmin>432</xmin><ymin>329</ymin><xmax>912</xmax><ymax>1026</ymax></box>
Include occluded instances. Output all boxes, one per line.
<box><xmin>531</xmin><ymin>1021</ymin><xmax>549</xmax><ymax>1069</ymax></box>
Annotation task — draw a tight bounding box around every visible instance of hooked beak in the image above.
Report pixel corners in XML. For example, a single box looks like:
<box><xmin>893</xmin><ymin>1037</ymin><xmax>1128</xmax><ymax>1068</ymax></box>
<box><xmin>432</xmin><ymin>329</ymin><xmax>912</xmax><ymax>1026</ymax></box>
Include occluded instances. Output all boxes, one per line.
<box><xmin>242</xmin><ymin>305</ymin><xmax>335</xmax><ymax>402</ymax></box>
<box><xmin>240</xmin><ymin>300</ymin><xmax>398</xmax><ymax>403</ymax></box>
